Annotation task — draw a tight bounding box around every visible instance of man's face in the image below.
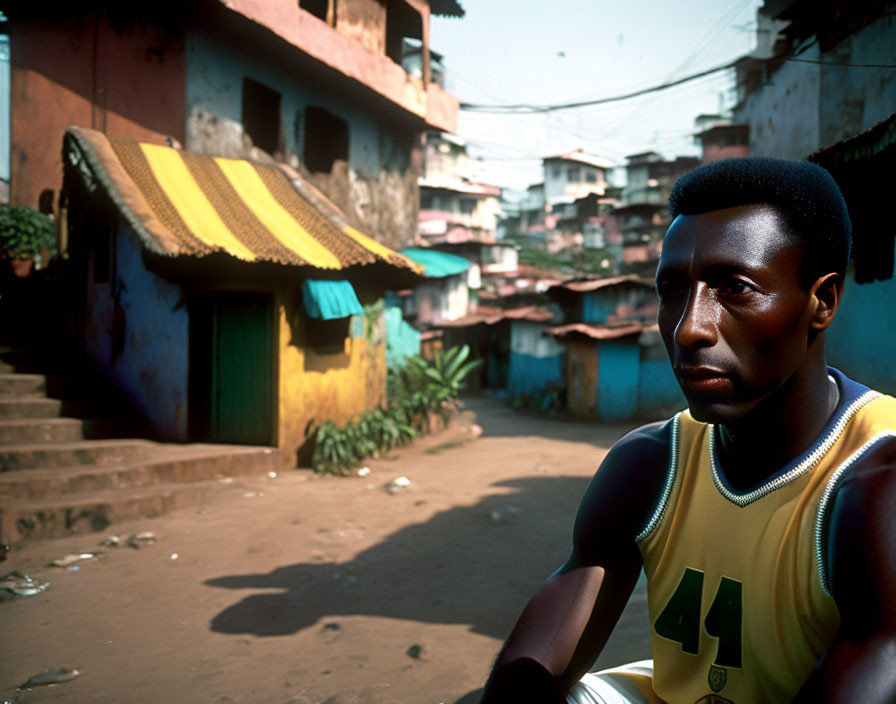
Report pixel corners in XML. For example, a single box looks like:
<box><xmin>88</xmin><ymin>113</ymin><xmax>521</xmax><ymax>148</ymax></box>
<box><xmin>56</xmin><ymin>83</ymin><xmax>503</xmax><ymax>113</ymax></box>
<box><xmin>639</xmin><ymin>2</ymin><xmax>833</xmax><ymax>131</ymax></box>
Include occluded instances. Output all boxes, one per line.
<box><xmin>656</xmin><ymin>203</ymin><xmax>815</xmax><ymax>424</ymax></box>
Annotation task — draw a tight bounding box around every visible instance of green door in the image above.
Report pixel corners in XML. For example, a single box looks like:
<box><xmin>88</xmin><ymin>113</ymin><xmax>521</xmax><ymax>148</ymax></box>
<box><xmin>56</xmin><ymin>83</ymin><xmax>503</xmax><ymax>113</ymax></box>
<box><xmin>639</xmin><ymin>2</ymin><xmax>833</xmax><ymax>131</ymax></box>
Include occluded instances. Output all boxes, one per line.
<box><xmin>209</xmin><ymin>293</ymin><xmax>273</xmax><ymax>445</ymax></box>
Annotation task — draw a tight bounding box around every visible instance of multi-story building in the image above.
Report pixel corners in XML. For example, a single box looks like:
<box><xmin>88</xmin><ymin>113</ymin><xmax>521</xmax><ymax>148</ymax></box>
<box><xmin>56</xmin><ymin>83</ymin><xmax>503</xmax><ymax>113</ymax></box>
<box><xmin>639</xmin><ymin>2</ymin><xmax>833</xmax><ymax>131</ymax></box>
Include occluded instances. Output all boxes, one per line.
<box><xmin>9</xmin><ymin>0</ymin><xmax>462</xmax><ymax>250</ymax></box>
<box><xmin>693</xmin><ymin>114</ymin><xmax>749</xmax><ymax>163</ymax></box>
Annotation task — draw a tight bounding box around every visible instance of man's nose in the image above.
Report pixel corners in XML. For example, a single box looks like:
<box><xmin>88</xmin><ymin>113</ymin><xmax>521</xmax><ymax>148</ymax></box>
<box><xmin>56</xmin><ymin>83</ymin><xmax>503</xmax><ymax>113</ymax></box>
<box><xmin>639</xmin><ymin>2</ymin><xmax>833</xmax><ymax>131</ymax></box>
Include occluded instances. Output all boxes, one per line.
<box><xmin>674</xmin><ymin>283</ymin><xmax>717</xmax><ymax>349</ymax></box>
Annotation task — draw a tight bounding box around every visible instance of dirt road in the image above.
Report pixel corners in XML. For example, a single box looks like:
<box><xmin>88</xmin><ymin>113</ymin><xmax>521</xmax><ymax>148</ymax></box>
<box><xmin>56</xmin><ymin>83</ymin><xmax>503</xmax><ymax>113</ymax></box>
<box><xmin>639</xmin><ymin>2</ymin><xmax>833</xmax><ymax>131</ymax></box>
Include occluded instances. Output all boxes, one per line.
<box><xmin>1</xmin><ymin>397</ymin><xmax>652</xmax><ymax>704</ymax></box>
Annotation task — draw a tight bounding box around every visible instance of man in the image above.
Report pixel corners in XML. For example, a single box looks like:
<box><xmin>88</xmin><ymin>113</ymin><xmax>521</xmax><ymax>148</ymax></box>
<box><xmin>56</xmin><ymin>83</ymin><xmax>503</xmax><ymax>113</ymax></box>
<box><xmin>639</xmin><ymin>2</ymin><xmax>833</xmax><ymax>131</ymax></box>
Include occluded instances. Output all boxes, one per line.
<box><xmin>481</xmin><ymin>157</ymin><xmax>896</xmax><ymax>704</ymax></box>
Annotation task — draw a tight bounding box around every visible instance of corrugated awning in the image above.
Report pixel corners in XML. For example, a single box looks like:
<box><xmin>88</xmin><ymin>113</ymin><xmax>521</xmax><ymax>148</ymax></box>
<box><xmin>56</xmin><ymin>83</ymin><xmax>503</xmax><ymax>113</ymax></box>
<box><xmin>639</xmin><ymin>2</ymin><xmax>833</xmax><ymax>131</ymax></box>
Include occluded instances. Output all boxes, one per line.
<box><xmin>62</xmin><ymin>126</ymin><xmax>422</xmax><ymax>274</ymax></box>
<box><xmin>301</xmin><ymin>279</ymin><xmax>364</xmax><ymax>320</ymax></box>
<box><xmin>399</xmin><ymin>247</ymin><xmax>471</xmax><ymax>277</ymax></box>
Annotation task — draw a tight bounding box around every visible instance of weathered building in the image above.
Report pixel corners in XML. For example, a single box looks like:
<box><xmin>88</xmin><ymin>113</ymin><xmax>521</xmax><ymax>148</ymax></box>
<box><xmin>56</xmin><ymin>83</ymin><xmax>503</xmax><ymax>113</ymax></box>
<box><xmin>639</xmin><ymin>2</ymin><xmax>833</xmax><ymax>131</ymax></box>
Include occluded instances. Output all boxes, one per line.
<box><xmin>8</xmin><ymin>0</ymin><xmax>462</xmax><ymax>250</ymax></box>
<box><xmin>693</xmin><ymin>114</ymin><xmax>749</xmax><ymax>163</ymax></box>
<box><xmin>732</xmin><ymin>0</ymin><xmax>896</xmax><ymax>393</ymax></box>
<box><xmin>63</xmin><ymin>126</ymin><xmax>421</xmax><ymax>466</ymax></box>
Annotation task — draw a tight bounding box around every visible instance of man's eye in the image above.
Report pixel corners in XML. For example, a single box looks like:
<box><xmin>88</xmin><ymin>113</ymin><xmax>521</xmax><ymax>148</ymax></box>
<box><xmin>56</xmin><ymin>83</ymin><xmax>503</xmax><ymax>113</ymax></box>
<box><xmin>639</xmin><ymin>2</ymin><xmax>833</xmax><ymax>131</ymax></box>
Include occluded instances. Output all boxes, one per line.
<box><xmin>720</xmin><ymin>279</ymin><xmax>750</xmax><ymax>295</ymax></box>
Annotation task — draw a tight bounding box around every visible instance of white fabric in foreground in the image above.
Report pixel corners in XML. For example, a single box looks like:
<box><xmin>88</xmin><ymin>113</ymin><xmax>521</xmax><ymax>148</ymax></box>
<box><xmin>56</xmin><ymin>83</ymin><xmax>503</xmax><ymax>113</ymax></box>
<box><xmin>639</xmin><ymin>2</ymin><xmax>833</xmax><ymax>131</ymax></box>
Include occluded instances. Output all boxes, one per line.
<box><xmin>567</xmin><ymin>660</ymin><xmax>654</xmax><ymax>704</ymax></box>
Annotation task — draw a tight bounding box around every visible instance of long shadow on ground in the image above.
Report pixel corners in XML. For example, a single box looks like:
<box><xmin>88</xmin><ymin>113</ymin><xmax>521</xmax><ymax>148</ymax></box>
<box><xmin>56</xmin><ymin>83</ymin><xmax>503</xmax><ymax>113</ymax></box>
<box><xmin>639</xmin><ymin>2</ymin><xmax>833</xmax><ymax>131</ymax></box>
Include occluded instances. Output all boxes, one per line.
<box><xmin>204</xmin><ymin>472</ymin><xmax>652</xmax><ymax>689</ymax></box>
<box><xmin>205</xmin><ymin>475</ymin><xmax>588</xmax><ymax>640</ymax></box>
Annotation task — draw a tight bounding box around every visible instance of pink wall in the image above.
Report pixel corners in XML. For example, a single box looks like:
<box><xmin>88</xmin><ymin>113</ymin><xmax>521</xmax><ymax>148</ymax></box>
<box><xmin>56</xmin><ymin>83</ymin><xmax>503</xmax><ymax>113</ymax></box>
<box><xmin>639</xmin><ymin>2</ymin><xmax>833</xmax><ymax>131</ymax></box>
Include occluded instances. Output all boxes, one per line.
<box><xmin>10</xmin><ymin>12</ymin><xmax>186</xmax><ymax>209</ymax></box>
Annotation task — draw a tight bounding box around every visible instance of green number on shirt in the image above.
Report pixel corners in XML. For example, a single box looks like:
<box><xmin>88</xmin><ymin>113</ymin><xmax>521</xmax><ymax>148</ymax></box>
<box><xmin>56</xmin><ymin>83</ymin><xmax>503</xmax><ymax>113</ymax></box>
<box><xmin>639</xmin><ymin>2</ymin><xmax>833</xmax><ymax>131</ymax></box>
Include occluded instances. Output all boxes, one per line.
<box><xmin>654</xmin><ymin>567</ymin><xmax>743</xmax><ymax>668</ymax></box>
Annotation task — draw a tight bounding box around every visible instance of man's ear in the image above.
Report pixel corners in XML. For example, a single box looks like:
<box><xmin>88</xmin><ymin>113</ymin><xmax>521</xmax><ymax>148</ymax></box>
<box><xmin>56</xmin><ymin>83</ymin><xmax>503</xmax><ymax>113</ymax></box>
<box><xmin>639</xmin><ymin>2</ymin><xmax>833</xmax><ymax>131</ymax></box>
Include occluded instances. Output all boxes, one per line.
<box><xmin>809</xmin><ymin>272</ymin><xmax>844</xmax><ymax>332</ymax></box>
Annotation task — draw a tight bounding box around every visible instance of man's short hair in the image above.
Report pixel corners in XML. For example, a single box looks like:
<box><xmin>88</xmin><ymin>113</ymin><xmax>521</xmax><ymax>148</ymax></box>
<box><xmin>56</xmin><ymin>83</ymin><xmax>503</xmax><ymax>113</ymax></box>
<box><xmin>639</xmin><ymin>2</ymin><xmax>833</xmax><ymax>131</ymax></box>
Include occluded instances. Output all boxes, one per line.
<box><xmin>668</xmin><ymin>157</ymin><xmax>851</xmax><ymax>289</ymax></box>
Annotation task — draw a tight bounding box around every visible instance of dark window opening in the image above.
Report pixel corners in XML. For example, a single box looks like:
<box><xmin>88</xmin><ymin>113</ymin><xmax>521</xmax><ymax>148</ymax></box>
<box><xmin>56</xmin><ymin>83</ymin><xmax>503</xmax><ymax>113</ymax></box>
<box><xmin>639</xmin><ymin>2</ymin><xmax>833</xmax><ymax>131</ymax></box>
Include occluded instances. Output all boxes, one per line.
<box><xmin>460</xmin><ymin>199</ymin><xmax>475</xmax><ymax>214</ymax></box>
<box><xmin>586</xmin><ymin>171</ymin><xmax>598</xmax><ymax>184</ymax></box>
<box><xmin>300</xmin><ymin>0</ymin><xmax>333</xmax><ymax>24</ymax></box>
<box><xmin>385</xmin><ymin>0</ymin><xmax>423</xmax><ymax>65</ymax></box>
<box><xmin>567</xmin><ymin>167</ymin><xmax>580</xmax><ymax>182</ymax></box>
<box><xmin>242</xmin><ymin>77</ymin><xmax>281</xmax><ymax>155</ymax></box>
<box><xmin>303</xmin><ymin>106</ymin><xmax>349</xmax><ymax>173</ymax></box>
<box><xmin>39</xmin><ymin>189</ymin><xmax>55</xmax><ymax>215</ymax></box>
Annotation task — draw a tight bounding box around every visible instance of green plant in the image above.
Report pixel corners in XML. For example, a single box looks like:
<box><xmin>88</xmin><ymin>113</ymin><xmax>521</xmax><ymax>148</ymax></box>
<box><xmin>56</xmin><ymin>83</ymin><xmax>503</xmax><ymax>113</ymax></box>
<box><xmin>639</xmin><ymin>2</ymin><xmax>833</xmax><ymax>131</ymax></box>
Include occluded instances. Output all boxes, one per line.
<box><xmin>305</xmin><ymin>346</ymin><xmax>482</xmax><ymax>474</ymax></box>
<box><xmin>0</xmin><ymin>205</ymin><xmax>55</xmax><ymax>259</ymax></box>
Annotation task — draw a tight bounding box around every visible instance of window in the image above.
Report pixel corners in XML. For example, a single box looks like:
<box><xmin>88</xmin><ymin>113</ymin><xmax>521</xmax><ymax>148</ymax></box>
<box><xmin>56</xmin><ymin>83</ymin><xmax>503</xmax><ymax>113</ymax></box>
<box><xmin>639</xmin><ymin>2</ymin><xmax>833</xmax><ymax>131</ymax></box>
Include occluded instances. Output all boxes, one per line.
<box><xmin>460</xmin><ymin>199</ymin><xmax>475</xmax><ymax>214</ymax></box>
<box><xmin>303</xmin><ymin>106</ymin><xmax>349</xmax><ymax>173</ymax></box>
<box><xmin>552</xmin><ymin>166</ymin><xmax>561</xmax><ymax>178</ymax></box>
<box><xmin>585</xmin><ymin>171</ymin><xmax>598</xmax><ymax>184</ymax></box>
<box><xmin>567</xmin><ymin>167</ymin><xmax>580</xmax><ymax>182</ymax></box>
<box><xmin>385</xmin><ymin>0</ymin><xmax>423</xmax><ymax>66</ymax></box>
<box><xmin>300</xmin><ymin>0</ymin><xmax>334</xmax><ymax>24</ymax></box>
<box><xmin>242</xmin><ymin>77</ymin><xmax>281</xmax><ymax>155</ymax></box>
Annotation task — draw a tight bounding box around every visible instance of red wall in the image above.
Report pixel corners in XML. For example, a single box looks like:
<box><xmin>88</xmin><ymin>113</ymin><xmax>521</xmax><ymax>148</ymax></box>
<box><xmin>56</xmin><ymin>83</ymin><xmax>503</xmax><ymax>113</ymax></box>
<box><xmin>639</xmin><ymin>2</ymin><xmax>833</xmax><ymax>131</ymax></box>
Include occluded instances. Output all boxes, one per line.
<box><xmin>10</xmin><ymin>12</ymin><xmax>186</xmax><ymax>210</ymax></box>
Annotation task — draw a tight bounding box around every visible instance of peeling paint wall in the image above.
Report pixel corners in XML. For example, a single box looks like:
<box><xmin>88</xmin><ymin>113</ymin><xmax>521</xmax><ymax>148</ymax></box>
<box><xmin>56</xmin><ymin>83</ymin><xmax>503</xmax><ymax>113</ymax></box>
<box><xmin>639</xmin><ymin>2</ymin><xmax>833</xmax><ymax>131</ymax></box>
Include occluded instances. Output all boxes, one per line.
<box><xmin>185</xmin><ymin>31</ymin><xmax>421</xmax><ymax>249</ymax></box>
<box><xmin>335</xmin><ymin>0</ymin><xmax>387</xmax><ymax>55</ymax></box>
<box><xmin>277</xmin><ymin>292</ymin><xmax>387</xmax><ymax>468</ymax></box>
<box><xmin>508</xmin><ymin>321</ymin><xmax>566</xmax><ymax>399</ymax></box>
<box><xmin>83</xmin><ymin>221</ymin><xmax>189</xmax><ymax>440</ymax></box>
<box><xmin>10</xmin><ymin>12</ymin><xmax>185</xmax><ymax>210</ymax></box>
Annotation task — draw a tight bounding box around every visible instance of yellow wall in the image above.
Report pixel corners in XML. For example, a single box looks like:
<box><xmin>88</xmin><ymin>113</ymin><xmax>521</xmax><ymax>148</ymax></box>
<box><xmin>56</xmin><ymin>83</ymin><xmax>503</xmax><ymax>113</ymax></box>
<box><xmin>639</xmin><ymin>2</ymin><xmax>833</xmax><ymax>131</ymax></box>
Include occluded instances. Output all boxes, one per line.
<box><xmin>276</xmin><ymin>293</ymin><xmax>386</xmax><ymax>468</ymax></box>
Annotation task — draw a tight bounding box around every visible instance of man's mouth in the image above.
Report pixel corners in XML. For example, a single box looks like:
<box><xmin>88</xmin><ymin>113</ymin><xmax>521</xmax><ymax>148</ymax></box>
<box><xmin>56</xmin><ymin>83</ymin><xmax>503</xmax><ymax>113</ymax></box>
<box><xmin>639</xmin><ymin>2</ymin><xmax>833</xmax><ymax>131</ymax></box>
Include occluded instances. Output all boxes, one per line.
<box><xmin>675</xmin><ymin>366</ymin><xmax>731</xmax><ymax>391</ymax></box>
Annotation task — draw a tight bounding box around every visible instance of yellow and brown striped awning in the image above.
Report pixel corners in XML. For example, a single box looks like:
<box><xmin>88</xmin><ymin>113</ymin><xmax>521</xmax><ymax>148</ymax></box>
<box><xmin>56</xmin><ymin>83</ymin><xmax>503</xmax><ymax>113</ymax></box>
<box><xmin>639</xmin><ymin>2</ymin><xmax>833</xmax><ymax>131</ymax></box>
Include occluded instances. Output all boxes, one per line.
<box><xmin>62</xmin><ymin>126</ymin><xmax>421</xmax><ymax>273</ymax></box>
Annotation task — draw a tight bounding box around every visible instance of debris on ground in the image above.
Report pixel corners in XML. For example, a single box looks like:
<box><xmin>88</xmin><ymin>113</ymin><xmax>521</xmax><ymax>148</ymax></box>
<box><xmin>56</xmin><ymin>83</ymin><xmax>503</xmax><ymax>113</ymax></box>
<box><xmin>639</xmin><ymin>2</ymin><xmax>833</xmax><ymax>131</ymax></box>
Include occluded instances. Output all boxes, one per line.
<box><xmin>322</xmin><ymin>622</ymin><xmax>341</xmax><ymax>632</ymax></box>
<box><xmin>384</xmin><ymin>476</ymin><xmax>411</xmax><ymax>493</ymax></box>
<box><xmin>242</xmin><ymin>491</ymin><xmax>263</xmax><ymax>498</ymax></box>
<box><xmin>50</xmin><ymin>552</ymin><xmax>101</xmax><ymax>568</ymax></box>
<box><xmin>127</xmin><ymin>532</ymin><xmax>156</xmax><ymax>549</ymax></box>
<box><xmin>170</xmin><ymin>553</ymin><xmax>179</xmax><ymax>560</ymax></box>
<box><xmin>406</xmin><ymin>644</ymin><xmax>431</xmax><ymax>661</ymax></box>
<box><xmin>18</xmin><ymin>667</ymin><xmax>80</xmax><ymax>690</ymax></box>
<box><xmin>267</xmin><ymin>471</ymin><xmax>277</xmax><ymax>479</ymax></box>
<box><xmin>357</xmin><ymin>466</ymin><xmax>371</xmax><ymax>477</ymax></box>
<box><xmin>489</xmin><ymin>504</ymin><xmax>521</xmax><ymax>524</ymax></box>
<box><xmin>1</xmin><ymin>571</ymin><xmax>50</xmax><ymax>599</ymax></box>
<box><xmin>98</xmin><ymin>535</ymin><xmax>121</xmax><ymax>547</ymax></box>
<box><xmin>470</xmin><ymin>424</ymin><xmax>483</xmax><ymax>438</ymax></box>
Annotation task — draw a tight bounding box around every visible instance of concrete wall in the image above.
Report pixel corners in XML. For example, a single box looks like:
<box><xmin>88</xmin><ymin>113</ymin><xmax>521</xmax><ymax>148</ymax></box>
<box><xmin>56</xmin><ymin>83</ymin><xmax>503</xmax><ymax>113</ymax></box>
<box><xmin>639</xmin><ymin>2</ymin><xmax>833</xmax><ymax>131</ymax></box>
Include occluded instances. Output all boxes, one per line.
<box><xmin>736</xmin><ymin>44</ymin><xmax>822</xmax><ymax>159</ymax></box>
<box><xmin>508</xmin><ymin>321</ymin><xmax>565</xmax><ymax>399</ymax></box>
<box><xmin>10</xmin><ymin>12</ymin><xmax>185</xmax><ymax>210</ymax></box>
<box><xmin>84</xmin><ymin>221</ymin><xmax>189</xmax><ymax>440</ymax></box>
<box><xmin>738</xmin><ymin>14</ymin><xmax>896</xmax><ymax>158</ymax></box>
<box><xmin>827</xmin><ymin>272</ymin><xmax>896</xmax><ymax>396</ymax></box>
<box><xmin>278</xmin><ymin>293</ymin><xmax>386</xmax><ymax>468</ymax></box>
<box><xmin>185</xmin><ymin>30</ymin><xmax>421</xmax><ymax>249</ymax></box>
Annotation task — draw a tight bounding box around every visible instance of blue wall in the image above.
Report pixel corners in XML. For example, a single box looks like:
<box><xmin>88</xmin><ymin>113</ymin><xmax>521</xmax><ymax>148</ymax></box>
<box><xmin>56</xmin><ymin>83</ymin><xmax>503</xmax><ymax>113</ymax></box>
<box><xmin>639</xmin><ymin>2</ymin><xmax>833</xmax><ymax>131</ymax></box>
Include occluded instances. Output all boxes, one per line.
<box><xmin>827</xmin><ymin>273</ymin><xmax>896</xmax><ymax>395</ymax></box>
<box><xmin>597</xmin><ymin>341</ymin><xmax>640</xmax><ymax>421</ymax></box>
<box><xmin>638</xmin><ymin>358</ymin><xmax>686</xmax><ymax>419</ymax></box>
<box><xmin>509</xmin><ymin>352</ymin><xmax>566</xmax><ymax>398</ymax></box>
<box><xmin>385</xmin><ymin>306</ymin><xmax>420</xmax><ymax>369</ymax></box>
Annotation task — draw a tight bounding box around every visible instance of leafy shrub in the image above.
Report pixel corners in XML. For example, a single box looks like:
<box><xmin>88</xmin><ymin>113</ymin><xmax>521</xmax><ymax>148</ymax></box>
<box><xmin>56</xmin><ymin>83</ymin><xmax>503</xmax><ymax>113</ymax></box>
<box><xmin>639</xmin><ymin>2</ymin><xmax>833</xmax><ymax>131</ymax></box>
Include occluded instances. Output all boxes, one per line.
<box><xmin>306</xmin><ymin>346</ymin><xmax>482</xmax><ymax>474</ymax></box>
<box><xmin>0</xmin><ymin>205</ymin><xmax>55</xmax><ymax>259</ymax></box>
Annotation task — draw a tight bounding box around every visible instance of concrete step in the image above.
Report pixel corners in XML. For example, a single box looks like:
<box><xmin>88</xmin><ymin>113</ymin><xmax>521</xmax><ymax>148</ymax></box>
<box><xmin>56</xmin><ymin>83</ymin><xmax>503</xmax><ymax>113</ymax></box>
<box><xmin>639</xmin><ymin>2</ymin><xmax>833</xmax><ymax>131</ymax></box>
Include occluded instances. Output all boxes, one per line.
<box><xmin>0</xmin><ymin>446</ymin><xmax>279</xmax><ymax>542</ymax></box>
<box><xmin>0</xmin><ymin>373</ymin><xmax>46</xmax><ymax>396</ymax></box>
<box><xmin>0</xmin><ymin>417</ymin><xmax>84</xmax><ymax>445</ymax></box>
<box><xmin>0</xmin><ymin>396</ymin><xmax>62</xmax><ymax>419</ymax></box>
<box><xmin>0</xmin><ymin>445</ymin><xmax>278</xmax><ymax>500</ymax></box>
<box><xmin>0</xmin><ymin>439</ymin><xmax>156</xmax><ymax>472</ymax></box>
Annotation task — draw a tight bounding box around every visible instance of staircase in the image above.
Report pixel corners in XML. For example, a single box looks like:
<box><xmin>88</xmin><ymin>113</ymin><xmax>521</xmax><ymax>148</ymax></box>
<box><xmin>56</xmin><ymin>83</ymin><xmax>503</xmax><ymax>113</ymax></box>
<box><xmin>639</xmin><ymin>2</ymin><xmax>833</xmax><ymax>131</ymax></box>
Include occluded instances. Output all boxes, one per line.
<box><xmin>0</xmin><ymin>347</ymin><xmax>279</xmax><ymax>545</ymax></box>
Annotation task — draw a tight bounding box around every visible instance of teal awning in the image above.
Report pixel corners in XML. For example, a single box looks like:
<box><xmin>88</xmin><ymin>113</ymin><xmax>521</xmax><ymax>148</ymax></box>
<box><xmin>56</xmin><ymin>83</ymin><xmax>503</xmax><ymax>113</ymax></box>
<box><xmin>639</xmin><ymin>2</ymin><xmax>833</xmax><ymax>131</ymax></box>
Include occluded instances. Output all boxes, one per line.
<box><xmin>399</xmin><ymin>248</ymin><xmax>471</xmax><ymax>278</ymax></box>
<box><xmin>301</xmin><ymin>279</ymin><xmax>364</xmax><ymax>320</ymax></box>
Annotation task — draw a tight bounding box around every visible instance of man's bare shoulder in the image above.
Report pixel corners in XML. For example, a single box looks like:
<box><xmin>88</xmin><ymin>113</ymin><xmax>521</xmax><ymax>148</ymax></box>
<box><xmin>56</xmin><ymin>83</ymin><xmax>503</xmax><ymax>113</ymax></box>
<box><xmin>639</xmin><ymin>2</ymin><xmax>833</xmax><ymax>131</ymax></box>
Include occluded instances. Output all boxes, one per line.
<box><xmin>569</xmin><ymin>418</ymin><xmax>675</xmax><ymax>568</ymax></box>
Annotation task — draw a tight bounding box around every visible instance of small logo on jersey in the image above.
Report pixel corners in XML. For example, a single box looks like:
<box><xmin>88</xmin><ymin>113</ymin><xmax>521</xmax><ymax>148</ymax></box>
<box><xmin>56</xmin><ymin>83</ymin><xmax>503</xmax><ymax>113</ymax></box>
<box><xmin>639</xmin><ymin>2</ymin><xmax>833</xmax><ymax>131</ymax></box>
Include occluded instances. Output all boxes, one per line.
<box><xmin>708</xmin><ymin>666</ymin><xmax>727</xmax><ymax>692</ymax></box>
<box><xmin>695</xmin><ymin>695</ymin><xmax>734</xmax><ymax>704</ymax></box>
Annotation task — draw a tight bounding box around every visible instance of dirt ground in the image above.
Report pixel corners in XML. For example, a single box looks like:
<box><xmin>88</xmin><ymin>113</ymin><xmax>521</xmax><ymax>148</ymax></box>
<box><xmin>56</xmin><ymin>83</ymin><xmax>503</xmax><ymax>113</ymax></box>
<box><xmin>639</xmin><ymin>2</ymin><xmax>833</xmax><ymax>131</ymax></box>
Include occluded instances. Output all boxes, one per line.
<box><xmin>0</xmin><ymin>397</ymin><xmax>653</xmax><ymax>704</ymax></box>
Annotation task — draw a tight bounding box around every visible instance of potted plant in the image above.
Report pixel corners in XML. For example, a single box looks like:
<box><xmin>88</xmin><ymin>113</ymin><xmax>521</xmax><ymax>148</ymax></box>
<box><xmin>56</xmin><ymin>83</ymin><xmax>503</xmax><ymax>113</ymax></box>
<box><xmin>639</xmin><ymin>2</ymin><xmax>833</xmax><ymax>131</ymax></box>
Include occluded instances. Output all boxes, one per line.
<box><xmin>0</xmin><ymin>205</ymin><xmax>56</xmax><ymax>277</ymax></box>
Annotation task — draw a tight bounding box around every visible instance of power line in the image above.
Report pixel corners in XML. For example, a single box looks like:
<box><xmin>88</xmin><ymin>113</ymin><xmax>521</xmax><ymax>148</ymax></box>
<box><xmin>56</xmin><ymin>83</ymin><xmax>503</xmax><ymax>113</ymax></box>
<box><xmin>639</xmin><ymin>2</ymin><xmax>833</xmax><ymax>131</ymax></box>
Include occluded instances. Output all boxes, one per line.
<box><xmin>460</xmin><ymin>58</ymin><xmax>739</xmax><ymax>113</ymax></box>
<box><xmin>784</xmin><ymin>58</ymin><xmax>896</xmax><ymax>68</ymax></box>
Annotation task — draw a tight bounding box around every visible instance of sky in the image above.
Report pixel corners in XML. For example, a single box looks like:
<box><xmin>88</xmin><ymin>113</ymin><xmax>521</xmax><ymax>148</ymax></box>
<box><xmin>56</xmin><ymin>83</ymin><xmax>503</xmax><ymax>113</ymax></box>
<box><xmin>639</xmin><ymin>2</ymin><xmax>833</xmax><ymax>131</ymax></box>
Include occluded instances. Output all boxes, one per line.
<box><xmin>430</xmin><ymin>0</ymin><xmax>763</xmax><ymax>193</ymax></box>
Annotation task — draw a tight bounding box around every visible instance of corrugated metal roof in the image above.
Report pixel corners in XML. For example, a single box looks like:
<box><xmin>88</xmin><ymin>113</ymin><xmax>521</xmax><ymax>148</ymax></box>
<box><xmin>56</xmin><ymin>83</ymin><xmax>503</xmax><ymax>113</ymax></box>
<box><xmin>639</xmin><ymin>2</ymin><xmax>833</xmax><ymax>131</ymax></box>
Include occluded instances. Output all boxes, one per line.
<box><xmin>437</xmin><ymin>305</ymin><xmax>555</xmax><ymax>327</ymax></box>
<box><xmin>399</xmin><ymin>247</ymin><xmax>471</xmax><ymax>277</ymax></box>
<box><xmin>62</xmin><ymin>126</ymin><xmax>422</xmax><ymax>274</ymax></box>
<box><xmin>546</xmin><ymin>321</ymin><xmax>653</xmax><ymax>340</ymax></box>
<box><xmin>551</xmin><ymin>274</ymin><xmax>654</xmax><ymax>293</ymax></box>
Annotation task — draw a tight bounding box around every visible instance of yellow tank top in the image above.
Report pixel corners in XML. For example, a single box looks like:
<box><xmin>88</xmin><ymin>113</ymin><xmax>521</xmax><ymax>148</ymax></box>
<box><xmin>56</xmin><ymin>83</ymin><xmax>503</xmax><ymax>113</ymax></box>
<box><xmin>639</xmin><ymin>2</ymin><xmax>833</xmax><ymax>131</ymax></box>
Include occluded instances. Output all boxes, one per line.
<box><xmin>636</xmin><ymin>369</ymin><xmax>896</xmax><ymax>704</ymax></box>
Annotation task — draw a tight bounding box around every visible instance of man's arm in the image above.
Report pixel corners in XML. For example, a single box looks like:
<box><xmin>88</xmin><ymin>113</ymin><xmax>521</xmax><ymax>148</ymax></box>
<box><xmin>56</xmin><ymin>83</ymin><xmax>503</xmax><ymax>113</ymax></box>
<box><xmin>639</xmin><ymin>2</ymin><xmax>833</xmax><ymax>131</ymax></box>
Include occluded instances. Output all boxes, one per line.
<box><xmin>793</xmin><ymin>449</ymin><xmax>896</xmax><ymax>703</ymax></box>
<box><xmin>480</xmin><ymin>420</ymin><xmax>672</xmax><ymax>703</ymax></box>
